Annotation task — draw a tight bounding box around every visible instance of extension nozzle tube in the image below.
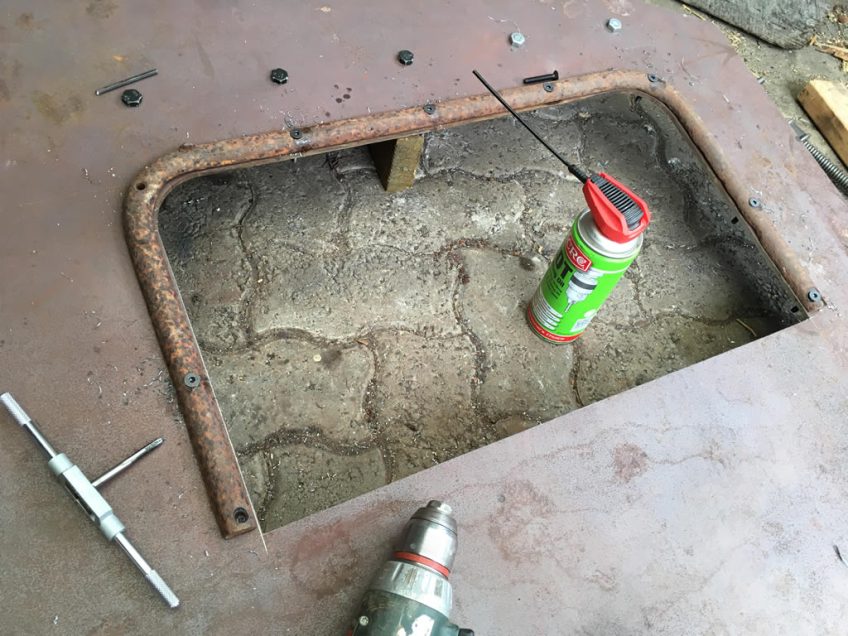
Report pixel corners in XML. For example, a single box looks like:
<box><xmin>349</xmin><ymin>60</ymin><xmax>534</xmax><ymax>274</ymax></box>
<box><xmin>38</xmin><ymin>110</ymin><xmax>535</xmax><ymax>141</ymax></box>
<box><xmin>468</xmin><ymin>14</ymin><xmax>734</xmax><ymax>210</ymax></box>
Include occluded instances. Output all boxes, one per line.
<box><xmin>351</xmin><ymin>501</ymin><xmax>473</xmax><ymax>635</ymax></box>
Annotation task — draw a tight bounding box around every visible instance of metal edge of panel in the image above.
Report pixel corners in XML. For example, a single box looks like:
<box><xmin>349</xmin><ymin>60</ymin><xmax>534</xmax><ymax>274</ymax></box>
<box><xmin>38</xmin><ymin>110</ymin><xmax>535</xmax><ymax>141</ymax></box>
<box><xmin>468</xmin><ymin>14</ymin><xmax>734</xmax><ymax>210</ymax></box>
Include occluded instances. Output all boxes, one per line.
<box><xmin>123</xmin><ymin>69</ymin><xmax>822</xmax><ymax>539</ymax></box>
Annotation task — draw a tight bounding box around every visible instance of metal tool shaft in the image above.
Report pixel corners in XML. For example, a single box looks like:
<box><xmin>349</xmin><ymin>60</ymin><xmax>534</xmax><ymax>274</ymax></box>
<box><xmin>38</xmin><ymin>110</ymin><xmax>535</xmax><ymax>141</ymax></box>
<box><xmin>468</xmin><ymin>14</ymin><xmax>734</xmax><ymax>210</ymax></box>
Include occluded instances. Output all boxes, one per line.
<box><xmin>94</xmin><ymin>68</ymin><xmax>158</xmax><ymax>96</ymax></box>
<box><xmin>93</xmin><ymin>437</ymin><xmax>164</xmax><ymax>488</ymax></box>
<box><xmin>114</xmin><ymin>532</ymin><xmax>180</xmax><ymax>608</ymax></box>
<box><xmin>1</xmin><ymin>392</ymin><xmax>57</xmax><ymax>458</ymax></box>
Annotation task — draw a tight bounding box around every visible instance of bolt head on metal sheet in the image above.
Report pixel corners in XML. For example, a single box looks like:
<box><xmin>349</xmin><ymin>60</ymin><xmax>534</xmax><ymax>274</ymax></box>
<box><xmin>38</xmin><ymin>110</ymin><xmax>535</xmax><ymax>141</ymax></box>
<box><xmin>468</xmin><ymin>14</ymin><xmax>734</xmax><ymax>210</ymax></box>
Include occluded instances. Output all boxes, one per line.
<box><xmin>270</xmin><ymin>68</ymin><xmax>289</xmax><ymax>85</ymax></box>
<box><xmin>807</xmin><ymin>288</ymin><xmax>822</xmax><ymax>302</ymax></box>
<box><xmin>397</xmin><ymin>50</ymin><xmax>414</xmax><ymax>66</ymax></box>
<box><xmin>509</xmin><ymin>31</ymin><xmax>526</xmax><ymax>47</ymax></box>
<box><xmin>121</xmin><ymin>89</ymin><xmax>143</xmax><ymax>107</ymax></box>
<box><xmin>183</xmin><ymin>373</ymin><xmax>201</xmax><ymax>389</ymax></box>
<box><xmin>606</xmin><ymin>18</ymin><xmax>622</xmax><ymax>32</ymax></box>
<box><xmin>748</xmin><ymin>197</ymin><xmax>761</xmax><ymax>208</ymax></box>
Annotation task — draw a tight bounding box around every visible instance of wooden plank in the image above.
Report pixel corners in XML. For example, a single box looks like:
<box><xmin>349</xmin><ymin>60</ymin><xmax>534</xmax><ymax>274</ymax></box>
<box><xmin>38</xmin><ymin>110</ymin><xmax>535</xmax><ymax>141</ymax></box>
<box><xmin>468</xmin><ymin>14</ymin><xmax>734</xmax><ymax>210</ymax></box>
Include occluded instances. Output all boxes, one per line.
<box><xmin>368</xmin><ymin>135</ymin><xmax>424</xmax><ymax>193</ymax></box>
<box><xmin>798</xmin><ymin>79</ymin><xmax>848</xmax><ymax>167</ymax></box>
<box><xmin>684</xmin><ymin>0</ymin><xmax>829</xmax><ymax>49</ymax></box>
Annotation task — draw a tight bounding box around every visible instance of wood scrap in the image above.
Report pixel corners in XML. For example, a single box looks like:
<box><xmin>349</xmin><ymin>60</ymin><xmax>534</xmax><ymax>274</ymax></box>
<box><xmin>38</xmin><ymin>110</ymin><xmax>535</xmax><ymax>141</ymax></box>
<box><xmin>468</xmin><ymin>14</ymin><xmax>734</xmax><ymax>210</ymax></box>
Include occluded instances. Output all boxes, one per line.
<box><xmin>798</xmin><ymin>79</ymin><xmax>848</xmax><ymax>167</ymax></box>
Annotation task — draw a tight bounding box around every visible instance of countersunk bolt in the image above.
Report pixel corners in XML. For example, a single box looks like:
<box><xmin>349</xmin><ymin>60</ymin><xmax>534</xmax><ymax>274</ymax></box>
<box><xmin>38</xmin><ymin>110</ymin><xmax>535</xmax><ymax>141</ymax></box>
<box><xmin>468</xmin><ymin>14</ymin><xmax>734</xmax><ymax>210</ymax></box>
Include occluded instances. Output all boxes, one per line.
<box><xmin>647</xmin><ymin>73</ymin><xmax>660</xmax><ymax>84</ymax></box>
<box><xmin>509</xmin><ymin>32</ymin><xmax>526</xmax><ymax>47</ymax></box>
<box><xmin>270</xmin><ymin>68</ymin><xmax>289</xmax><ymax>85</ymax></box>
<box><xmin>397</xmin><ymin>50</ymin><xmax>414</xmax><ymax>66</ymax></box>
<box><xmin>423</xmin><ymin>103</ymin><xmax>436</xmax><ymax>115</ymax></box>
<box><xmin>748</xmin><ymin>197</ymin><xmax>761</xmax><ymax>208</ymax></box>
<box><xmin>606</xmin><ymin>18</ymin><xmax>622</xmax><ymax>32</ymax></box>
<box><xmin>233</xmin><ymin>507</ymin><xmax>249</xmax><ymax>524</ymax></box>
<box><xmin>183</xmin><ymin>373</ymin><xmax>201</xmax><ymax>389</ymax></box>
<box><xmin>290</xmin><ymin>128</ymin><xmax>303</xmax><ymax>140</ymax></box>
<box><xmin>543</xmin><ymin>82</ymin><xmax>554</xmax><ymax>92</ymax></box>
<box><xmin>121</xmin><ymin>89</ymin><xmax>143</xmax><ymax>107</ymax></box>
<box><xmin>807</xmin><ymin>288</ymin><xmax>822</xmax><ymax>303</ymax></box>
<box><xmin>358</xmin><ymin>616</ymin><xmax>370</xmax><ymax>626</ymax></box>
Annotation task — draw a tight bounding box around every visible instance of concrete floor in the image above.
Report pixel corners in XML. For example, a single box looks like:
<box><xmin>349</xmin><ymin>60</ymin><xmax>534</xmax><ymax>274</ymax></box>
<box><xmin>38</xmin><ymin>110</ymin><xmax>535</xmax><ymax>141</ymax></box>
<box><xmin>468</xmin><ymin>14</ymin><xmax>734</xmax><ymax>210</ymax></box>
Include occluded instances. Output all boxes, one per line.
<box><xmin>160</xmin><ymin>93</ymin><xmax>801</xmax><ymax>531</ymax></box>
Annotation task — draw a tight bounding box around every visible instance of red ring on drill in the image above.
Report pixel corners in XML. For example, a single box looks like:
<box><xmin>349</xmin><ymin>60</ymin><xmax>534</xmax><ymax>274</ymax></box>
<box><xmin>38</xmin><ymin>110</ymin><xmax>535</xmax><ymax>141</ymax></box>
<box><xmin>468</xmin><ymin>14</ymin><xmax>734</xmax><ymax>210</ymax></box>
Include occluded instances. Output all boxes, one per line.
<box><xmin>392</xmin><ymin>551</ymin><xmax>451</xmax><ymax>578</ymax></box>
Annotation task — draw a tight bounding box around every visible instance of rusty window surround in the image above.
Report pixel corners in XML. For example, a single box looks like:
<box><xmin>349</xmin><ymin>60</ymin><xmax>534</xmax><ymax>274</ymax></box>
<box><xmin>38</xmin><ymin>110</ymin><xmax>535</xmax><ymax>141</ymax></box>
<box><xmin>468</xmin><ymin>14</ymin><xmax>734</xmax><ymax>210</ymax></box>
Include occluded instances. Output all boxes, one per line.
<box><xmin>123</xmin><ymin>69</ymin><xmax>821</xmax><ymax>539</ymax></box>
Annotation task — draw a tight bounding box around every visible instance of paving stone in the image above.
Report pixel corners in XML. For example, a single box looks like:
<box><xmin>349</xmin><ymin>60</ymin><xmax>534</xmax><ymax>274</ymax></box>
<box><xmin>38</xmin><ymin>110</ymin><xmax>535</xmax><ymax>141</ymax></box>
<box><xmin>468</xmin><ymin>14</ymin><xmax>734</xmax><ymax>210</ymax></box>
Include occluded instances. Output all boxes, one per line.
<box><xmin>159</xmin><ymin>172</ymin><xmax>253</xmax><ymax>245</ymax></box>
<box><xmin>367</xmin><ymin>331</ymin><xmax>483</xmax><ymax>479</ymax></box>
<box><xmin>242</xmin><ymin>156</ymin><xmax>347</xmax><ymax>254</ymax></box>
<box><xmin>575</xmin><ymin>314</ymin><xmax>755</xmax><ymax>404</ymax></box>
<box><xmin>261</xmin><ymin>445</ymin><xmax>387</xmax><ymax>528</ymax></box>
<box><xmin>347</xmin><ymin>170</ymin><xmax>527</xmax><ymax>254</ymax></box>
<box><xmin>159</xmin><ymin>173</ymin><xmax>255</xmax><ymax>350</ymax></box>
<box><xmin>520</xmin><ymin>170</ymin><xmax>593</xmax><ymax>254</ymax></box>
<box><xmin>424</xmin><ymin>115</ymin><xmax>583</xmax><ymax>178</ymax></box>
<box><xmin>209</xmin><ymin>338</ymin><xmax>374</xmax><ymax>449</ymax></box>
<box><xmin>238</xmin><ymin>451</ymin><xmax>269</xmax><ymax>512</ymax></box>
<box><xmin>459</xmin><ymin>248</ymin><xmax>580</xmax><ymax>423</ymax></box>
<box><xmin>326</xmin><ymin>145</ymin><xmax>375</xmax><ymax>174</ymax></box>
<box><xmin>250</xmin><ymin>246</ymin><xmax>461</xmax><ymax>340</ymax></box>
<box><xmin>633</xmin><ymin>241</ymin><xmax>763</xmax><ymax>321</ymax></box>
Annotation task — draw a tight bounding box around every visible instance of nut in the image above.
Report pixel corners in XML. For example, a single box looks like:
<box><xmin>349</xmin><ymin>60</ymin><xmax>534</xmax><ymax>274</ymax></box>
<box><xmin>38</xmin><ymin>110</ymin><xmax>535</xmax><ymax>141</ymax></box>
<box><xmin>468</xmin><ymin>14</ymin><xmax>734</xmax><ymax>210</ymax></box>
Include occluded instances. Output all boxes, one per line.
<box><xmin>270</xmin><ymin>68</ymin><xmax>289</xmax><ymax>85</ymax></box>
<box><xmin>121</xmin><ymin>89</ymin><xmax>143</xmax><ymax>107</ymax></box>
<box><xmin>509</xmin><ymin>31</ymin><xmax>526</xmax><ymax>47</ymax></box>
<box><xmin>397</xmin><ymin>50</ymin><xmax>414</xmax><ymax>66</ymax></box>
<box><xmin>606</xmin><ymin>18</ymin><xmax>622</xmax><ymax>32</ymax></box>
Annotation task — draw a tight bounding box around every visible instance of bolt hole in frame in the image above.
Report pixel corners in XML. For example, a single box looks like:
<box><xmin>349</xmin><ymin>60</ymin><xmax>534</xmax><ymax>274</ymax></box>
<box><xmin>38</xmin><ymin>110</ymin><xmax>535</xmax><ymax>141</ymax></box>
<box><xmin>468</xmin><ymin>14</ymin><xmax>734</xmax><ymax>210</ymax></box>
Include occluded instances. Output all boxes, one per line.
<box><xmin>124</xmin><ymin>71</ymin><xmax>822</xmax><ymax>538</ymax></box>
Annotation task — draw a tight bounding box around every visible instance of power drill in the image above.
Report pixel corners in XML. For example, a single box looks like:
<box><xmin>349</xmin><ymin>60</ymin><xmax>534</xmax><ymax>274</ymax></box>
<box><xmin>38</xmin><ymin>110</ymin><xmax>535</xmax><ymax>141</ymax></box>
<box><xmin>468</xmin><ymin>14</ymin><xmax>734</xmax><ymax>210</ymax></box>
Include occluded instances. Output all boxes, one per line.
<box><xmin>348</xmin><ymin>501</ymin><xmax>474</xmax><ymax>636</ymax></box>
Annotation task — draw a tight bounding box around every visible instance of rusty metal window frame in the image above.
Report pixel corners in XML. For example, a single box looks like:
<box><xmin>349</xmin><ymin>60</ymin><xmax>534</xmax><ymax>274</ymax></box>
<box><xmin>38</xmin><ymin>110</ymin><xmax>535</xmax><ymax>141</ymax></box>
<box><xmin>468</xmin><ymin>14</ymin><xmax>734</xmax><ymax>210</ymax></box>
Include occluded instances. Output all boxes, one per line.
<box><xmin>124</xmin><ymin>70</ymin><xmax>820</xmax><ymax>538</ymax></box>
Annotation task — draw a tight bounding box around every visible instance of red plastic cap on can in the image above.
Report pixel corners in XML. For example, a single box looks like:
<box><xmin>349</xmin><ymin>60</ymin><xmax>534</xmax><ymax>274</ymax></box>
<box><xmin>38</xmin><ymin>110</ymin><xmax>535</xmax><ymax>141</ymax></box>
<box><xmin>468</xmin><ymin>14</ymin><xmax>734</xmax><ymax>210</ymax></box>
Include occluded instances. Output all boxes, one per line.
<box><xmin>583</xmin><ymin>172</ymin><xmax>651</xmax><ymax>243</ymax></box>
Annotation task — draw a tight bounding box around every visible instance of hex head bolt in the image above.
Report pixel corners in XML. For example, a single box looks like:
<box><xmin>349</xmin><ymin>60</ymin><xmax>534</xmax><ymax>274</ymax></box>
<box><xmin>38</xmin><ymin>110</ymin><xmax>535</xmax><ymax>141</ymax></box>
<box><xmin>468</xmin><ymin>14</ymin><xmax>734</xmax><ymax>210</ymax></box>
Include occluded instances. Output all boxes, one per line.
<box><xmin>121</xmin><ymin>89</ymin><xmax>143</xmax><ymax>107</ymax></box>
<box><xmin>270</xmin><ymin>68</ymin><xmax>289</xmax><ymax>84</ymax></box>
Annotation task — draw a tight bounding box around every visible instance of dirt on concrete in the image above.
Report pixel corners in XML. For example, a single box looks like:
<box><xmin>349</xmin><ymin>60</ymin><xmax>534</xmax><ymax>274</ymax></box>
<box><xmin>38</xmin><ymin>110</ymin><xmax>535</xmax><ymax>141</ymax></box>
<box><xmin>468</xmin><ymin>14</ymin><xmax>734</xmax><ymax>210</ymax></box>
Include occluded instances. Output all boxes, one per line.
<box><xmin>160</xmin><ymin>88</ymin><xmax>804</xmax><ymax>532</ymax></box>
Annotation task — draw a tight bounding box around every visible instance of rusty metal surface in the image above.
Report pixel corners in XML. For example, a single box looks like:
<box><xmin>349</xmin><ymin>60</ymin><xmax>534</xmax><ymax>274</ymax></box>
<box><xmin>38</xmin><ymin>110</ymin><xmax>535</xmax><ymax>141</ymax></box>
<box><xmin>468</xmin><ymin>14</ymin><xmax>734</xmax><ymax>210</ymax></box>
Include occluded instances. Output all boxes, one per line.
<box><xmin>2</xmin><ymin>0</ymin><xmax>848</xmax><ymax>633</ymax></box>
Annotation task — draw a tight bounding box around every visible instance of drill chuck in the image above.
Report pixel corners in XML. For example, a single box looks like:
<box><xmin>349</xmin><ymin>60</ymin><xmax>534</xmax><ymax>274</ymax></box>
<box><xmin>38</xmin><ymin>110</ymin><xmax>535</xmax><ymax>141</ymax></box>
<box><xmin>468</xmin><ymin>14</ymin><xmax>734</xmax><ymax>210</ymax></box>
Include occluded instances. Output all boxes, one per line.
<box><xmin>350</xmin><ymin>501</ymin><xmax>473</xmax><ymax>636</ymax></box>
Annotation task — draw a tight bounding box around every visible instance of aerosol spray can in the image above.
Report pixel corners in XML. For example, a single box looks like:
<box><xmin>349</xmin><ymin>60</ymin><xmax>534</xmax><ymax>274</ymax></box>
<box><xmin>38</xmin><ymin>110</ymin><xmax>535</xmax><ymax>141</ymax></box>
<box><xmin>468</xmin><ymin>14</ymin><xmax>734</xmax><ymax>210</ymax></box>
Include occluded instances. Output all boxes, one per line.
<box><xmin>349</xmin><ymin>500</ymin><xmax>474</xmax><ymax>636</ymax></box>
<box><xmin>528</xmin><ymin>173</ymin><xmax>651</xmax><ymax>343</ymax></box>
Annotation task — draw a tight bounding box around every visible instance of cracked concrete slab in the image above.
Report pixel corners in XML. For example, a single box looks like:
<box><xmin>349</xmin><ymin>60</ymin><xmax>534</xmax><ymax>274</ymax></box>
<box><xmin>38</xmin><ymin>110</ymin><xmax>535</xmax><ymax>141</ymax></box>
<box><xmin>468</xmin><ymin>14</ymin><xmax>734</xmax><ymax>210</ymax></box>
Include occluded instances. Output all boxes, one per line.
<box><xmin>238</xmin><ymin>450</ymin><xmax>269</xmax><ymax>513</ymax></box>
<box><xmin>260</xmin><ymin>444</ymin><xmax>387</xmax><ymax>529</ymax></box>
<box><xmin>424</xmin><ymin>113</ymin><xmax>583</xmax><ymax>178</ymax></box>
<box><xmin>242</xmin><ymin>159</ymin><xmax>348</xmax><ymax>255</ymax></box>
<box><xmin>367</xmin><ymin>331</ymin><xmax>481</xmax><ymax>479</ymax></box>
<box><xmin>250</xmin><ymin>246</ymin><xmax>461</xmax><ymax>340</ymax></box>
<box><xmin>346</xmin><ymin>170</ymin><xmax>527</xmax><ymax>254</ymax></box>
<box><xmin>575</xmin><ymin>314</ymin><xmax>756</xmax><ymax>404</ymax></box>
<box><xmin>207</xmin><ymin>338</ymin><xmax>374</xmax><ymax>449</ymax></box>
<box><xmin>634</xmin><ymin>242</ymin><xmax>762</xmax><ymax>321</ymax></box>
<box><xmin>159</xmin><ymin>176</ymin><xmax>253</xmax><ymax>350</ymax></box>
<box><xmin>459</xmin><ymin>248</ymin><xmax>581</xmax><ymax>422</ymax></box>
